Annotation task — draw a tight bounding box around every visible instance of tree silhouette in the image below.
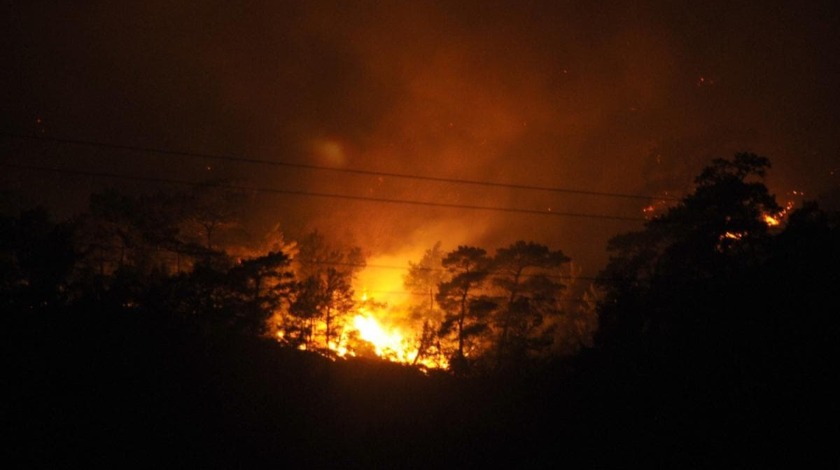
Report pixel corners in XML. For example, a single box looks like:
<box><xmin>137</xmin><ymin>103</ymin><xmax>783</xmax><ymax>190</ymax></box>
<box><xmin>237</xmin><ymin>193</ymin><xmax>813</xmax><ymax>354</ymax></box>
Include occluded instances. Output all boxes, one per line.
<box><xmin>0</xmin><ymin>207</ymin><xmax>75</xmax><ymax>313</ymax></box>
<box><xmin>597</xmin><ymin>152</ymin><xmax>781</xmax><ymax>353</ymax></box>
<box><xmin>436</xmin><ymin>246</ymin><xmax>494</xmax><ymax>374</ymax></box>
<box><xmin>403</xmin><ymin>242</ymin><xmax>446</xmax><ymax>365</ymax></box>
<box><xmin>490</xmin><ymin>241</ymin><xmax>570</xmax><ymax>372</ymax></box>
<box><xmin>224</xmin><ymin>250</ymin><xmax>295</xmax><ymax>334</ymax></box>
<box><xmin>594</xmin><ymin>153</ymin><xmax>840</xmax><ymax>456</ymax></box>
<box><xmin>184</xmin><ymin>181</ymin><xmax>246</xmax><ymax>251</ymax></box>
<box><xmin>756</xmin><ymin>200</ymin><xmax>840</xmax><ymax>401</ymax></box>
<box><xmin>80</xmin><ymin>189</ymin><xmax>142</xmax><ymax>276</ymax></box>
<box><xmin>404</xmin><ymin>241</ymin><xmax>445</xmax><ymax>315</ymax></box>
<box><xmin>74</xmin><ymin>189</ymin><xmax>216</xmax><ymax>282</ymax></box>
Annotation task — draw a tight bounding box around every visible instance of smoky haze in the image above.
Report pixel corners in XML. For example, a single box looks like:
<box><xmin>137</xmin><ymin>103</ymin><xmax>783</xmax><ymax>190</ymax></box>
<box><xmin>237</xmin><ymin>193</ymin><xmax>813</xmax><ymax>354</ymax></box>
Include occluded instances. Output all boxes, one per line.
<box><xmin>3</xmin><ymin>0</ymin><xmax>839</xmax><ymax>273</ymax></box>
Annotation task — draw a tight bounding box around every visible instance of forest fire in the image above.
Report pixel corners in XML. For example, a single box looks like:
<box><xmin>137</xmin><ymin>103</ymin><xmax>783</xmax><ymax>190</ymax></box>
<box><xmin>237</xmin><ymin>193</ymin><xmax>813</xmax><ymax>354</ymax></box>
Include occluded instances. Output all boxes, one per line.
<box><xmin>316</xmin><ymin>295</ymin><xmax>445</xmax><ymax>369</ymax></box>
<box><xmin>4</xmin><ymin>1</ymin><xmax>838</xmax><ymax>462</ymax></box>
<box><xmin>314</xmin><ymin>252</ymin><xmax>450</xmax><ymax>369</ymax></box>
<box><xmin>318</xmin><ymin>287</ymin><xmax>444</xmax><ymax>368</ymax></box>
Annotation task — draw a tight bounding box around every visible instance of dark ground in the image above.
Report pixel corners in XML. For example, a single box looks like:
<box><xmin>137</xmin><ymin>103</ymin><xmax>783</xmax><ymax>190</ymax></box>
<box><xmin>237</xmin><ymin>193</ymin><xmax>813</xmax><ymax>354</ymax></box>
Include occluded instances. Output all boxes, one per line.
<box><xmin>1</xmin><ymin>309</ymin><xmax>833</xmax><ymax>469</ymax></box>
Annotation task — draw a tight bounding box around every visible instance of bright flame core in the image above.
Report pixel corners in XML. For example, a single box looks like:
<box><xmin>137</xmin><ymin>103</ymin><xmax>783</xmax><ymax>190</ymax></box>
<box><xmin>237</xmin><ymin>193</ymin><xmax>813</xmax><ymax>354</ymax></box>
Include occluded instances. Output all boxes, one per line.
<box><xmin>353</xmin><ymin>313</ymin><xmax>410</xmax><ymax>362</ymax></box>
<box><xmin>763</xmin><ymin>214</ymin><xmax>780</xmax><ymax>226</ymax></box>
<box><xmin>275</xmin><ymin>252</ymin><xmax>450</xmax><ymax>369</ymax></box>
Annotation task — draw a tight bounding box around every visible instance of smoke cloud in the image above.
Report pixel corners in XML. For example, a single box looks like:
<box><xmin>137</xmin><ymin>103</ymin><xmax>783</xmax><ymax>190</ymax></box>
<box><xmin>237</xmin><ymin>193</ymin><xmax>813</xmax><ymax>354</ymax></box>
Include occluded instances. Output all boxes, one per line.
<box><xmin>4</xmin><ymin>0</ymin><xmax>839</xmax><ymax>272</ymax></box>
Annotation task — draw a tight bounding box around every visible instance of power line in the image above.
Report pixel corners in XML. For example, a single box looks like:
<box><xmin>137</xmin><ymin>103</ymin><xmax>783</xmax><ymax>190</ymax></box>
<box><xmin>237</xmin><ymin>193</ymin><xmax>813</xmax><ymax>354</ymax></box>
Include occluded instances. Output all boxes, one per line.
<box><xmin>1</xmin><ymin>132</ymin><xmax>679</xmax><ymax>202</ymax></box>
<box><xmin>1</xmin><ymin>162</ymin><xmax>647</xmax><ymax>222</ymax></box>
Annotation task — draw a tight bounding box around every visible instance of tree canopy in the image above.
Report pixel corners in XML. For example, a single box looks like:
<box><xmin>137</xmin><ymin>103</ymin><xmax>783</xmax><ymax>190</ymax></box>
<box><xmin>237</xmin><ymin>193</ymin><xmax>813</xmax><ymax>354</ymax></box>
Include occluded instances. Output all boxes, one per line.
<box><xmin>595</xmin><ymin>153</ymin><xmax>840</xmax><ymax>413</ymax></box>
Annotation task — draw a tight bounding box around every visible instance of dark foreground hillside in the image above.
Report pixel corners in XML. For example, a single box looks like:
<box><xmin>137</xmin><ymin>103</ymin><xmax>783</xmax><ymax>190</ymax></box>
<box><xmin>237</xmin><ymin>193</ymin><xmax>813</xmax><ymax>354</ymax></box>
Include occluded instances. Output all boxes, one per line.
<box><xmin>2</xmin><ymin>308</ymin><xmax>834</xmax><ymax>468</ymax></box>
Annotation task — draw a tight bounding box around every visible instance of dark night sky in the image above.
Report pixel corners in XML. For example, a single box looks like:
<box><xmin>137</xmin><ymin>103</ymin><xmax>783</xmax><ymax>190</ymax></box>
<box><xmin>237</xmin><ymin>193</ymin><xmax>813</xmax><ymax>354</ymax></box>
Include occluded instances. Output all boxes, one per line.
<box><xmin>3</xmin><ymin>0</ymin><xmax>840</xmax><ymax>273</ymax></box>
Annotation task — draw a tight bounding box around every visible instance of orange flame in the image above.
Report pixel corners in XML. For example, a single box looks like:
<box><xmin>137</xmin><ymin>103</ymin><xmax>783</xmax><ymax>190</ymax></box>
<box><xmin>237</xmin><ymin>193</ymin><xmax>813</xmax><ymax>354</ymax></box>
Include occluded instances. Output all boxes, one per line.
<box><xmin>352</xmin><ymin>312</ymin><xmax>410</xmax><ymax>362</ymax></box>
<box><xmin>274</xmin><ymin>253</ymin><xmax>450</xmax><ymax>369</ymax></box>
<box><xmin>761</xmin><ymin>199</ymin><xmax>795</xmax><ymax>228</ymax></box>
<box><xmin>762</xmin><ymin>213</ymin><xmax>781</xmax><ymax>227</ymax></box>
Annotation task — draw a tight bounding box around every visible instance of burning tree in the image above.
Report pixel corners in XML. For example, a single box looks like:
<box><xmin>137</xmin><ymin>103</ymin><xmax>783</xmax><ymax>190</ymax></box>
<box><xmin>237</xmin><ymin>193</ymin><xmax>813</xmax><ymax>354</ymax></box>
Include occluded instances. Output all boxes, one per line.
<box><xmin>401</xmin><ymin>241</ymin><xmax>583</xmax><ymax>374</ymax></box>
<box><xmin>405</xmin><ymin>242</ymin><xmax>446</xmax><ymax>315</ymax></box>
<box><xmin>403</xmin><ymin>241</ymin><xmax>447</xmax><ymax>366</ymax></box>
<box><xmin>287</xmin><ymin>231</ymin><xmax>365</xmax><ymax>354</ymax></box>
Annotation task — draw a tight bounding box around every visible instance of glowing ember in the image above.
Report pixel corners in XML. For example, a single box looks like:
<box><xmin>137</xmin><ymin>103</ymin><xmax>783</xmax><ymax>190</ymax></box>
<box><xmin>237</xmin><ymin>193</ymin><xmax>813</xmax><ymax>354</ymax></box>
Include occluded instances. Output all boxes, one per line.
<box><xmin>763</xmin><ymin>213</ymin><xmax>781</xmax><ymax>226</ymax></box>
<box><xmin>761</xmin><ymin>199</ymin><xmax>795</xmax><ymax>228</ymax></box>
